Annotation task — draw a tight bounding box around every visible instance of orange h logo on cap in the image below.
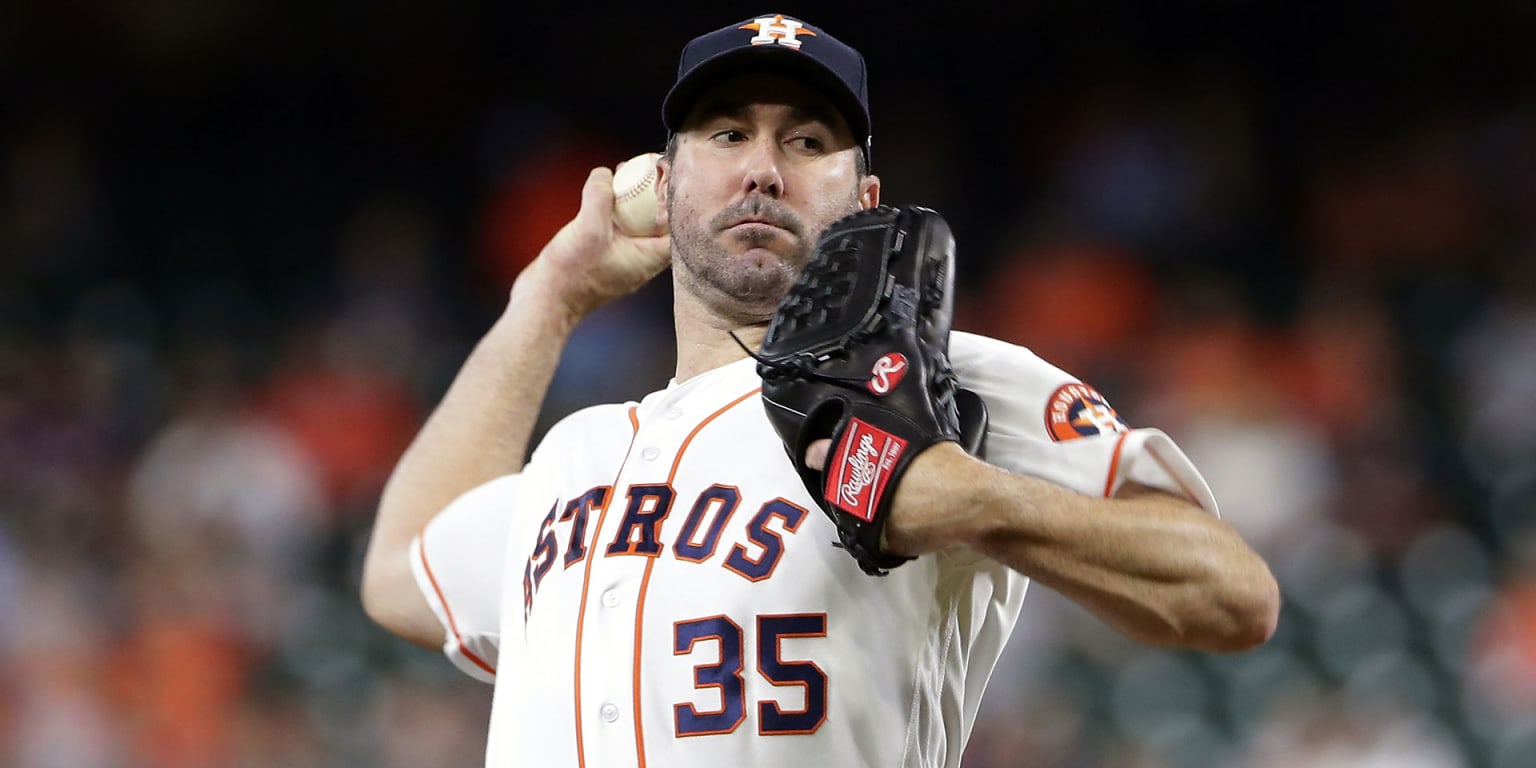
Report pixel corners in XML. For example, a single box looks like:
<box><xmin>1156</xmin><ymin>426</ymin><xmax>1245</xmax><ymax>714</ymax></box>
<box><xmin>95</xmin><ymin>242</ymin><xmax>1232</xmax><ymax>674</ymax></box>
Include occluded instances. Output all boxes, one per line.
<box><xmin>740</xmin><ymin>14</ymin><xmax>817</xmax><ymax>49</ymax></box>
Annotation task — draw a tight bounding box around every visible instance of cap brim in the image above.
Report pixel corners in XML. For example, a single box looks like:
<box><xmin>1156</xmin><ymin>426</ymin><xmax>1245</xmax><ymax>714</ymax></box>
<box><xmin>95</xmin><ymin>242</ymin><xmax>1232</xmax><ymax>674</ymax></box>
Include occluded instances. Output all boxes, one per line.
<box><xmin>662</xmin><ymin>45</ymin><xmax>870</xmax><ymax>140</ymax></box>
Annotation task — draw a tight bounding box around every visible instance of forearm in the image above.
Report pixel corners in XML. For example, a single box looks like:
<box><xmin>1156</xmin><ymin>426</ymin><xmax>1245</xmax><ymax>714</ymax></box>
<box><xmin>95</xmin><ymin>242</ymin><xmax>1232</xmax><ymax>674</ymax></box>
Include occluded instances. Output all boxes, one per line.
<box><xmin>888</xmin><ymin>444</ymin><xmax>1280</xmax><ymax>652</ymax></box>
<box><xmin>361</xmin><ymin>263</ymin><xmax>578</xmax><ymax>645</ymax></box>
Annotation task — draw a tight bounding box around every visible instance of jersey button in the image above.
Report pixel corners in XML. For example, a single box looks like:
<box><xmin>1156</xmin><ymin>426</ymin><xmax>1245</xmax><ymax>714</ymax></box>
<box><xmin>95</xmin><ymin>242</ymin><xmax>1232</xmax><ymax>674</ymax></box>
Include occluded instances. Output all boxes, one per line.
<box><xmin>664</xmin><ymin>407</ymin><xmax>683</xmax><ymax>420</ymax></box>
<box><xmin>600</xmin><ymin>703</ymin><xmax>620</xmax><ymax>723</ymax></box>
<box><xmin>602</xmin><ymin>590</ymin><xmax>621</xmax><ymax>607</ymax></box>
<box><xmin>641</xmin><ymin>446</ymin><xmax>660</xmax><ymax>460</ymax></box>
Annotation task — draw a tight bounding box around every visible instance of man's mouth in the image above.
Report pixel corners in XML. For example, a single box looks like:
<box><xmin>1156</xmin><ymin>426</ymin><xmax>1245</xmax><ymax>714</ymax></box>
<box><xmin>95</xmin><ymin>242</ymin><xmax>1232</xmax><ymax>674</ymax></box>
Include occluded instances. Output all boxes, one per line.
<box><xmin>728</xmin><ymin>219</ymin><xmax>785</xmax><ymax>232</ymax></box>
<box><xmin>714</xmin><ymin>198</ymin><xmax>803</xmax><ymax>238</ymax></box>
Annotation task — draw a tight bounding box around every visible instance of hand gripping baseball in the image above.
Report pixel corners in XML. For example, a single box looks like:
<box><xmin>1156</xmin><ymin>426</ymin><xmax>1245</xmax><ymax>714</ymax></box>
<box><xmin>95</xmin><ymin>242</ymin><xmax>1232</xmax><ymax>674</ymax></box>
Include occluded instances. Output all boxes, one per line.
<box><xmin>533</xmin><ymin>161</ymin><xmax>671</xmax><ymax>320</ymax></box>
<box><xmin>748</xmin><ymin>205</ymin><xmax>988</xmax><ymax>576</ymax></box>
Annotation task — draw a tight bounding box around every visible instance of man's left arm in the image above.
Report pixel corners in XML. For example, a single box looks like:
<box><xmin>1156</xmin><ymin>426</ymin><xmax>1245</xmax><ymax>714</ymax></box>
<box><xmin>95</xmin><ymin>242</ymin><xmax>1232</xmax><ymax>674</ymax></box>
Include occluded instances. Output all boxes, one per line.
<box><xmin>883</xmin><ymin>442</ymin><xmax>1280</xmax><ymax>653</ymax></box>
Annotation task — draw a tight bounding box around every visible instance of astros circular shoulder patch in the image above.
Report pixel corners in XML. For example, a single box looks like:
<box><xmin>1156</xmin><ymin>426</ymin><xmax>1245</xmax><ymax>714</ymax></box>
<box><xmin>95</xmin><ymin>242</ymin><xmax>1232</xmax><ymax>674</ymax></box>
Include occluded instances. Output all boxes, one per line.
<box><xmin>1045</xmin><ymin>382</ymin><xmax>1130</xmax><ymax>442</ymax></box>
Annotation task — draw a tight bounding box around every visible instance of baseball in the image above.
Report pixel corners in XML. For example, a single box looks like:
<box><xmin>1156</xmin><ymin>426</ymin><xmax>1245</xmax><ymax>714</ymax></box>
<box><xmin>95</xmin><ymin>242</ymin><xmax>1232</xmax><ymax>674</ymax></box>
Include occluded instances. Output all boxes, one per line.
<box><xmin>611</xmin><ymin>152</ymin><xmax>666</xmax><ymax>237</ymax></box>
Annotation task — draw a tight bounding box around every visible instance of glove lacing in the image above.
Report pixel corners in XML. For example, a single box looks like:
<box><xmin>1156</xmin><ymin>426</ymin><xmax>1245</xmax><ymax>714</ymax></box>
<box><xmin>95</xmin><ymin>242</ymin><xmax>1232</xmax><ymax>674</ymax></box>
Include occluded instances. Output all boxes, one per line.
<box><xmin>727</xmin><ymin>331</ymin><xmax>872</xmax><ymax>387</ymax></box>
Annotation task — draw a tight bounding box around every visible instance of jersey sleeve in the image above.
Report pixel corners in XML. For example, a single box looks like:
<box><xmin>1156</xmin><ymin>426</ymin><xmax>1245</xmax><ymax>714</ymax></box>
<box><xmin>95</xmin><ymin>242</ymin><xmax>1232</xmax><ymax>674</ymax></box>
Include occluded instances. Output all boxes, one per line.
<box><xmin>410</xmin><ymin>474</ymin><xmax>522</xmax><ymax>683</ymax></box>
<box><xmin>949</xmin><ymin>331</ymin><xmax>1218</xmax><ymax>515</ymax></box>
<box><xmin>407</xmin><ymin>401</ymin><xmax>636</xmax><ymax>683</ymax></box>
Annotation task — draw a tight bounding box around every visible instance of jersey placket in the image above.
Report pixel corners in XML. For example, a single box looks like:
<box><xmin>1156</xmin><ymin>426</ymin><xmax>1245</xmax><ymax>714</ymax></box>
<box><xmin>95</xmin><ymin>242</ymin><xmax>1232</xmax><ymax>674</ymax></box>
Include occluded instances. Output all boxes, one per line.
<box><xmin>573</xmin><ymin>388</ymin><xmax>692</xmax><ymax>768</ymax></box>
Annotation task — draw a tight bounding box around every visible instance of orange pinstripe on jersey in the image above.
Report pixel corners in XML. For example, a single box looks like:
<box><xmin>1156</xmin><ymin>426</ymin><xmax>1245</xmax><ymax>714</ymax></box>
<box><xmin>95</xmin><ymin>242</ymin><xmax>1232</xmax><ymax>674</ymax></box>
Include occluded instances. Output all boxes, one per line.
<box><xmin>573</xmin><ymin>405</ymin><xmax>641</xmax><ymax>768</ymax></box>
<box><xmin>418</xmin><ymin>530</ymin><xmax>497</xmax><ymax>677</ymax></box>
<box><xmin>1102</xmin><ymin>431</ymin><xmax>1132</xmax><ymax>497</ymax></box>
<box><xmin>631</xmin><ymin>387</ymin><xmax>761</xmax><ymax>768</ymax></box>
<box><xmin>1103</xmin><ymin>431</ymin><xmax>1199</xmax><ymax>502</ymax></box>
<box><xmin>1146</xmin><ymin>442</ymin><xmax>1197</xmax><ymax>501</ymax></box>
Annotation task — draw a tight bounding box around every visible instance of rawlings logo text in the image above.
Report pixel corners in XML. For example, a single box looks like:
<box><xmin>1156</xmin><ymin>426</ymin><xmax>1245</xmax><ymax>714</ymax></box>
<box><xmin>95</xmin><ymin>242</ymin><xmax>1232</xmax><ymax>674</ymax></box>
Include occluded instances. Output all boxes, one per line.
<box><xmin>826</xmin><ymin>419</ymin><xmax>908</xmax><ymax>523</ymax></box>
<box><xmin>839</xmin><ymin>433</ymin><xmax>881</xmax><ymax>506</ymax></box>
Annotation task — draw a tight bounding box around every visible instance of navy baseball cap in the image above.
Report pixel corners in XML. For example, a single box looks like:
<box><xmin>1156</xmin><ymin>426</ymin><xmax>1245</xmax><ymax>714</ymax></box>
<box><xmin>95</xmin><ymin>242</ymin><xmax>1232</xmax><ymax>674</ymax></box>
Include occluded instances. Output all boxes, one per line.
<box><xmin>662</xmin><ymin>13</ymin><xmax>872</xmax><ymax>167</ymax></box>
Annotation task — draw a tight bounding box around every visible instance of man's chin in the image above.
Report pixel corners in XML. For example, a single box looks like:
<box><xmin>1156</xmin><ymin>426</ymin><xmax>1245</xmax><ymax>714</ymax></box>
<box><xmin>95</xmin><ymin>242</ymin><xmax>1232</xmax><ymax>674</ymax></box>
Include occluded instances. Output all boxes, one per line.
<box><xmin>735</xmin><ymin>274</ymin><xmax>793</xmax><ymax>306</ymax></box>
<box><xmin>737</xmin><ymin>245</ymin><xmax>789</xmax><ymax>270</ymax></box>
<box><xmin>710</xmin><ymin>266</ymin><xmax>794</xmax><ymax>312</ymax></box>
<box><xmin>674</xmin><ymin>241</ymin><xmax>801</xmax><ymax>315</ymax></box>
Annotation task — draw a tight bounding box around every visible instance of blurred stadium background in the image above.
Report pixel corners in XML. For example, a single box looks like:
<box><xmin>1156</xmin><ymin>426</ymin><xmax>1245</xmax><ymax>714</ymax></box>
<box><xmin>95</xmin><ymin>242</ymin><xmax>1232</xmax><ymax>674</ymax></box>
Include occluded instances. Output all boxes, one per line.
<box><xmin>3</xmin><ymin>2</ymin><xmax>1536</xmax><ymax>766</ymax></box>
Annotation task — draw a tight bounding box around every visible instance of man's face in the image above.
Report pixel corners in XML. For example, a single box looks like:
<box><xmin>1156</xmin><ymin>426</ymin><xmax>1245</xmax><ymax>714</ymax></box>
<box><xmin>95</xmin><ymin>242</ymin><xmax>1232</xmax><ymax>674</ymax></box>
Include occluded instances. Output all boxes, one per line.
<box><xmin>658</xmin><ymin>74</ymin><xmax>880</xmax><ymax>323</ymax></box>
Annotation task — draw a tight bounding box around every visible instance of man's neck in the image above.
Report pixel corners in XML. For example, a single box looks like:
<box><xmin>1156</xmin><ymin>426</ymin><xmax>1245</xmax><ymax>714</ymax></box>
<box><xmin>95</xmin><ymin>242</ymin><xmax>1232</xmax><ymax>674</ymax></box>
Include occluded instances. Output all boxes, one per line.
<box><xmin>671</xmin><ymin>282</ymin><xmax>771</xmax><ymax>383</ymax></box>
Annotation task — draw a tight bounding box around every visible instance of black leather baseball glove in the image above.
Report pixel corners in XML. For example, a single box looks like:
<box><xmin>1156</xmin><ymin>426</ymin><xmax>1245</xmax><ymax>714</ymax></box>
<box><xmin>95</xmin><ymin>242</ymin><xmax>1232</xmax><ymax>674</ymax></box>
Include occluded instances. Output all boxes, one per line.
<box><xmin>750</xmin><ymin>205</ymin><xmax>987</xmax><ymax>576</ymax></box>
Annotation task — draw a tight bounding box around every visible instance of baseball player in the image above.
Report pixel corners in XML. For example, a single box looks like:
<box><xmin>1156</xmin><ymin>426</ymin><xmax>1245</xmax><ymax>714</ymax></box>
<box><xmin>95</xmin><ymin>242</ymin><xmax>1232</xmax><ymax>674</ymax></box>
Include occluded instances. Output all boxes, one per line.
<box><xmin>360</xmin><ymin>13</ymin><xmax>1279</xmax><ymax>768</ymax></box>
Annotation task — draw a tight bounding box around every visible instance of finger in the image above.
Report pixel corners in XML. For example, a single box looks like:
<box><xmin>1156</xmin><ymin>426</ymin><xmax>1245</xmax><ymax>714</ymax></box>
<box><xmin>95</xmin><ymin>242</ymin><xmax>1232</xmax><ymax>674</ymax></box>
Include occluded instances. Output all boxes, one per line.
<box><xmin>805</xmin><ymin>439</ymin><xmax>832</xmax><ymax>471</ymax></box>
<box><xmin>579</xmin><ymin>167</ymin><xmax>615</xmax><ymax>224</ymax></box>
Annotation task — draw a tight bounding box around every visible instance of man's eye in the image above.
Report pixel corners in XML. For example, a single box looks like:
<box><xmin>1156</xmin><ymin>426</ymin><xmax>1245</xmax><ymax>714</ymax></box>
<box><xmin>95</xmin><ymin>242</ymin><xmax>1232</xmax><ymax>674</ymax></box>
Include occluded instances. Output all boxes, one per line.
<box><xmin>789</xmin><ymin>136</ymin><xmax>825</xmax><ymax>152</ymax></box>
<box><xmin>712</xmin><ymin>130</ymin><xmax>747</xmax><ymax>143</ymax></box>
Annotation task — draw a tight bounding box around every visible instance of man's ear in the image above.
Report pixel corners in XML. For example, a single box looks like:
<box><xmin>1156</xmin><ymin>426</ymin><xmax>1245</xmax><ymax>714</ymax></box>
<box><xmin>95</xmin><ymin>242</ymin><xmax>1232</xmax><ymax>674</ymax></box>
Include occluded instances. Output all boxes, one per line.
<box><xmin>860</xmin><ymin>175</ymin><xmax>881</xmax><ymax>209</ymax></box>
<box><xmin>655</xmin><ymin>155</ymin><xmax>670</xmax><ymax>229</ymax></box>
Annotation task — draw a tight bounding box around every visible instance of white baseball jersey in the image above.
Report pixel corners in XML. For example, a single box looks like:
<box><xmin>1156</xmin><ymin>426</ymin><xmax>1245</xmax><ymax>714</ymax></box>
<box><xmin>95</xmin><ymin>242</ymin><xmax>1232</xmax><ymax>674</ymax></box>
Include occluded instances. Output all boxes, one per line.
<box><xmin>411</xmin><ymin>331</ymin><xmax>1218</xmax><ymax>767</ymax></box>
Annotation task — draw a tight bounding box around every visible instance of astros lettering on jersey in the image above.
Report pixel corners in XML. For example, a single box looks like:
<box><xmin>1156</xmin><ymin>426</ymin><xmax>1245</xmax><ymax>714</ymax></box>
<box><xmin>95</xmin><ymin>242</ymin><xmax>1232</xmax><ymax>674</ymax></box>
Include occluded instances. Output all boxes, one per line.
<box><xmin>411</xmin><ymin>332</ymin><xmax>1218</xmax><ymax>768</ymax></box>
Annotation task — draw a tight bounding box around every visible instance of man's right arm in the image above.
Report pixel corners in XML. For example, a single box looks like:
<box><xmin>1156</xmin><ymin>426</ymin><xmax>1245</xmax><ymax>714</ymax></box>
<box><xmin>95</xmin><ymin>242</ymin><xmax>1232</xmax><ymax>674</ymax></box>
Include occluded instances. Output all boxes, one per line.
<box><xmin>360</xmin><ymin>275</ymin><xmax>578</xmax><ymax>648</ymax></box>
<box><xmin>360</xmin><ymin>165</ymin><xmax>671</xmax><ymax>648</ymax></box>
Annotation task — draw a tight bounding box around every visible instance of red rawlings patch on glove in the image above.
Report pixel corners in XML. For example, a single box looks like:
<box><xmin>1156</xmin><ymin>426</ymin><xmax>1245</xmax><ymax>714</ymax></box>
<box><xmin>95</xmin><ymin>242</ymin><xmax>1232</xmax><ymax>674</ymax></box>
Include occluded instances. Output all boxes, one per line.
<box><xmin>825</xmin><ymin>418</ymin><xmax>908</xmax><ymax>523</ymax></box>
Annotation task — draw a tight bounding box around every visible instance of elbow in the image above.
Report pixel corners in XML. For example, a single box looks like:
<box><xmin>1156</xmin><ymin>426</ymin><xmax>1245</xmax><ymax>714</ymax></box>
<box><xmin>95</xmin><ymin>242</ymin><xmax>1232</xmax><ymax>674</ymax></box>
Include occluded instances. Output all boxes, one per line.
<box><xmin>1206</xmin><ymin>564</ymin><xmax>1282</xmax><ymax>652</ymax></box>
<box><xmin>1152</xmin><ymin>556</ymin><xmax>1281</xmax><ymax>653</ymax></box>
<box><xmin>360</xmin><ymin>561</ymin><xmax>425</xmax><ymax>645</ymax></box>
<box><xmin>359</xmin><ymin>539</ymin><xmax>447</xmax><ymax>651</ymax></box>
<box><xmin>359</xmin><ymin>556</ymin><xmax>394</xmax><ymax>632</ymax></box>
<box><xmin>359</xmin><ymin>543</ymin><xmax>412</xmax><ymax>637</ymax></box>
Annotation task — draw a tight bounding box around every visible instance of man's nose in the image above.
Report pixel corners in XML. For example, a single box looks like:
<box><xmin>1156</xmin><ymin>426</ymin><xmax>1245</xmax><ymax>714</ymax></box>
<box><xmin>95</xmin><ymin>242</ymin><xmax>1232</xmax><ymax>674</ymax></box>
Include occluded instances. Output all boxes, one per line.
<box><xmin>741</xmin><ymin>139</ymin><xmax>784</xmax><ymax>197</ymax></box>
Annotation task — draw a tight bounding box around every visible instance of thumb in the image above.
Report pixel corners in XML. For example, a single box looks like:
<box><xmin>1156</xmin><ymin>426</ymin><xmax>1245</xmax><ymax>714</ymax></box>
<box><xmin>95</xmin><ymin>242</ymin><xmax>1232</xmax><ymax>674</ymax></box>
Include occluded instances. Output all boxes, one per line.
<box><xmin>805</xmin><ymin>439</ymin><xmax>832</xmax><ymax>471</ymax></box>
<box><xmin>578</xmin><ymin>167</ymin><xmax>616</xmax><ymax>227</ymax></box>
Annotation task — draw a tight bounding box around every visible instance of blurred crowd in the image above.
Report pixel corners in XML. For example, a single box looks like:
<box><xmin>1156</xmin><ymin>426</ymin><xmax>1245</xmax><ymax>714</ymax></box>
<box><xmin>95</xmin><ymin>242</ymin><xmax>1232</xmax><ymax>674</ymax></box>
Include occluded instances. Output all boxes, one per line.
<box><xmin>3</xmin><ymin>3</ymin><xmax>1535</xmax><ymax>767</ymax></box>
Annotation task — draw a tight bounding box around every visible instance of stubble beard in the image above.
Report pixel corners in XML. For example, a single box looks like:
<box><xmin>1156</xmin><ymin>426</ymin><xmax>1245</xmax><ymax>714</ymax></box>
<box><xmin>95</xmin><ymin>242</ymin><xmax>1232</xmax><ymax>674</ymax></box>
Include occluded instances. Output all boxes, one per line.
<box><xmin>668</xmin><ymin>188</ymin><xmax>861</xmax><ymax>323</ymax></box>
